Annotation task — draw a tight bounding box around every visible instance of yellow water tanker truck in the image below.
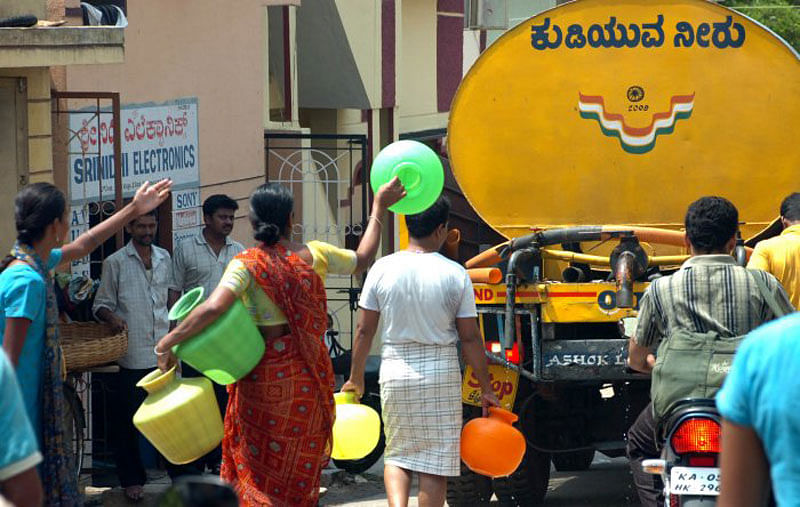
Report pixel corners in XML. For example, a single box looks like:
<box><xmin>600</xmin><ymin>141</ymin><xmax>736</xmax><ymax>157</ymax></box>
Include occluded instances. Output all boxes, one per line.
<box><xmin>437</xmin><ymin>0</ymin><xmax>800</xmax><ymax>504</ymax></box>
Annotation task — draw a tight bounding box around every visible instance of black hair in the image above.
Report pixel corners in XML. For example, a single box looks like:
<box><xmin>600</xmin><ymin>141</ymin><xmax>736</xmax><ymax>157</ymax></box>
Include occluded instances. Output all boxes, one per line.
<box><xmin>203</xmin><ymin>194</ymin><xmax>239</xmax><ymax>217</ymax></box>
<box><xmin>129</xmin><ymin>208</ymin><xmax>157</xmax><ymax>225</ymax></box>
<box><xmin>780</xmin><ymin>192</ymin><xmax>800</xmax><ymax>222</ymax></box>
<box><xmin>15</xmin><ymin>183</ymin><xmax>66</xmax><ymax>245</ymax></box>
<box><xmin>0</xmin><ymin>183</ymin><xmax>67</xmax><ymax>272</ymax></box>
<box><xmin>405</xmin><ymin>196</ymin><xmax>450</xmax><ymax>239</ymax></box>
<box><xmin>684</xmin><ymin>196</ymin><xmax>739</xmax><ymax>253</ymax></box>
<box><xmin>249</xmin><ymin>183</ymin><xmax>293</xmax><ymax>246</ymax></box>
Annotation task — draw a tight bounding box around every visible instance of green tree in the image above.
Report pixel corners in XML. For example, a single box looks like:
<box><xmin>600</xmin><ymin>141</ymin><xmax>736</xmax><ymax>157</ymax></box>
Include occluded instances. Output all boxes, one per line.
<box><xmin>720</xmin><ymin>0</ymin><xmax>800</xmax><ymax>51</ymax></box>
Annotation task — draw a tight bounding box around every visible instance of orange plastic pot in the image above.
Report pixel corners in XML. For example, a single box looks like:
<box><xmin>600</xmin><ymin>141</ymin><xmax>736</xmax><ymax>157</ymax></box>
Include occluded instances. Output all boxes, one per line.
<box><xmin>460</xmin><ymin>407</ymin><xmax>526</xmax><ymax>477</ymax></box>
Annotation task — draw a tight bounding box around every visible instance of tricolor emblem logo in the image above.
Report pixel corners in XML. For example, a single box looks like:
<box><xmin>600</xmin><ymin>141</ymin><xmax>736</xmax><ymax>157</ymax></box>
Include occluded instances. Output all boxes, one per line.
<box><xmin>578</xmin><ymin>93</ymin><xmax>695</xmax><ymax>154</ymax></box>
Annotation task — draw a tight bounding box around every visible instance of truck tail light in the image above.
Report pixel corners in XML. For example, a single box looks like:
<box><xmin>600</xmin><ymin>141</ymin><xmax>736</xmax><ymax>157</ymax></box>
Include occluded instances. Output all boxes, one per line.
<box><xmin>670</xmin><ymin>418</ymin><xmax>720</xmax><ymax>455</ymax></box>
<box><xmin>486</xmin><ymin>341</ymin><xmax>520</xmax><ymax>365</ymax></box>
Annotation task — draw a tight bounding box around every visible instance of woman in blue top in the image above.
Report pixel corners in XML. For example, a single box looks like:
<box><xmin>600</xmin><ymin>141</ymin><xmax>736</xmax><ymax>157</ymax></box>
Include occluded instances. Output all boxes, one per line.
<box><xmin>0</xmin><ymin>179</ymin><xmax>172</xmax><ymax>506</ymax></box>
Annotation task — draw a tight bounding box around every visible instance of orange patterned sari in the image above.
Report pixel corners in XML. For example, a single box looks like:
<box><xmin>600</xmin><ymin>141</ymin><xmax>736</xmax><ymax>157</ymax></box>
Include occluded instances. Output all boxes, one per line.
<box><xmin>220</xmin><ymin>245</ymin><xmax>335</xmax><ymax>506</ymax></box>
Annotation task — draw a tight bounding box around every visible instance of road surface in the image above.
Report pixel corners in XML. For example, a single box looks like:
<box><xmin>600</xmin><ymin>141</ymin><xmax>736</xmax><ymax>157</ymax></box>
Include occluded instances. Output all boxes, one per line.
<box><xmin>321</xmin><ymin>454</ymin><xmax>641</xmax><ymax>506</ymax></box>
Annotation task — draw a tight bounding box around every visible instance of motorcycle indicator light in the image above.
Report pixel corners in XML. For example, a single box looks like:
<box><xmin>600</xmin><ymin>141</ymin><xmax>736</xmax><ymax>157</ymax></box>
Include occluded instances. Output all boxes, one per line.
<box><xmin>671</xmin><ymin>418</ymin><xmax>721</xmax><ymax>454</ymax></box>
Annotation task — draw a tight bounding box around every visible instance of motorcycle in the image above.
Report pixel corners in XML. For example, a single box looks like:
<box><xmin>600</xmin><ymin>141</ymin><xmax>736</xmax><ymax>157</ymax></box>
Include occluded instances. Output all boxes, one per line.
<box><xmin>619</xmin><ymin>317</ymin><xmax>721</xmax><ymax>506</ymax></box>
<box><xmin>642</xmin><ymin>398</ymin><xmax>721</xmax><ymax>506</ymax></box>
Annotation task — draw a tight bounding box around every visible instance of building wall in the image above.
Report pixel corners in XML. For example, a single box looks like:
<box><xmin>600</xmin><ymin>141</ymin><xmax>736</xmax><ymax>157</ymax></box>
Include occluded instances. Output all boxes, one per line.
<box><xmin>0</xmin><ymin>68</ymin><xmax>52</xmax><ymax>251</ymax></box>
<box><xmin>486</xmin><ymin>0</ymin><xmax>556</xmax><ymax>46</ymax></box>
<box><xmin>333</xmin><ymin>1</ymin><xmax>382</xmax><ymax>108</ymax></box>
<box><xmin>397</xmin><ymin>0</ymin><xmax>443</xmax><ymax>133</ymax></box>
<box><xmin>0</xmin><ymin>0</ymin><xmax>47</xmax><ymax>19</ymax></box>
<box><xmin>65</xmin><ymin>0</ymin><xmax>272</xmax><ymax>246</ymax></box>
<box><xmin>0</xmin><ymin>67</ymin><xmax>54</xmax><ymax>184</ymax></box>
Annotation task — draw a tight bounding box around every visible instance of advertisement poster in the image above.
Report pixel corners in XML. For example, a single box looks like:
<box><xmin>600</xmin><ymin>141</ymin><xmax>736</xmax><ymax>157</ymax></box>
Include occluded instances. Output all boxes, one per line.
<box><xmin>67</xmin><ymin>98</ymin><xmax>202</xmax><ymax>275</ymax></box>
<box><xmin>172</xmin><ymin>187</ymin><xmax>203</xmax><ymax>247</ymax></box>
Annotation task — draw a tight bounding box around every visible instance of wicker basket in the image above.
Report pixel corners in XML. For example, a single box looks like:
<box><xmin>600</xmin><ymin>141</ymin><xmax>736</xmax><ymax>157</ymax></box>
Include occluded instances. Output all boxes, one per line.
<box><xmin>60</xmin><ymin>322</ymin><xmax>128</xmax><ymax>372</ymax></box>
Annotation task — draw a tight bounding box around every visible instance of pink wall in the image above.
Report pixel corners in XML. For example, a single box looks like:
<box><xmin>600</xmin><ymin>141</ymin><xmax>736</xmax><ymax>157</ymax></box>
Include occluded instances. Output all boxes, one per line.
<box><xmin>437</xmin><ymin>0</ymin><xmax>464</xmax><ymax>113</ymax></box>
<box><xmin>67</xmin><ymin>0</ymin><xmax>271</xmax><ymax>244</ymax></box>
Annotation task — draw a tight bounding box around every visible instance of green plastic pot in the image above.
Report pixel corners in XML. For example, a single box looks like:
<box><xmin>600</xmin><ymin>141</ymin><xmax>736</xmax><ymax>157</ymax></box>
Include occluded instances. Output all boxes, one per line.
<box><xmin>370</xmin><ymin>140</ymin><xmax>444</xmax><ymax>215</ymax></box>
<box><xmin>168</xmin><ymin>287</ymin><xmax>265</xmax><ymax>385</ymax></box>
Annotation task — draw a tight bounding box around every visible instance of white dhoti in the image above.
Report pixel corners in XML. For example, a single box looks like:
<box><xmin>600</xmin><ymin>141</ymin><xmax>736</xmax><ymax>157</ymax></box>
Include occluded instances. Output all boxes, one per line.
<box><xmin>379</xmin><ymin>341</ymin><xmax>462</xmax><ymax>477</ymax></box>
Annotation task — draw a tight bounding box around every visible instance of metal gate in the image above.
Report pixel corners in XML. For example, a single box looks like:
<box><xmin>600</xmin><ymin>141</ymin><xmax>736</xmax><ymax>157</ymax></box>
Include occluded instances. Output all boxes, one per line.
<box><xmin>51</xmin><ymin>91</ymin><xmax>125</xmax><ymax>476</ymax></box>
<box><xmin>264</xmin><ymin>133</ymin><xmax>369</xmax><ymax>348</ymax></box>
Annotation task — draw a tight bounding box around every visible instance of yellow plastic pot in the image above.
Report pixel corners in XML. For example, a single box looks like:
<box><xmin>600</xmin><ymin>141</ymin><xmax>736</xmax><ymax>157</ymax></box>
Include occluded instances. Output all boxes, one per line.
<box><xmin>132</xmin><ymin>366</ymin><xmax>224</xmax><ymax>465</ymax></box>
<box><xmin>169</xmin><ymin>287</ymin><xmax>265</xmax><ymax>385</ymax></box>
<box><xmin>331</xmin><ymin>391</ymin><xmax>381</xmax><ymax>460</ymax></box>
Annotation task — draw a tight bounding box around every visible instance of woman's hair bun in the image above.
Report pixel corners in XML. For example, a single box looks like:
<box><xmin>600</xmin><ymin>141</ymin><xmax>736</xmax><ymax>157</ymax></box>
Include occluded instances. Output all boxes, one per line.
<box><xmin>253</xmin><ymin>222</ymin><xmax>281</xmax><ymax>246</ymax></box>
<box><xmin>249</xmin><ymin>183</ymin><xmax>294</xmax><ymax>246</ymax></box>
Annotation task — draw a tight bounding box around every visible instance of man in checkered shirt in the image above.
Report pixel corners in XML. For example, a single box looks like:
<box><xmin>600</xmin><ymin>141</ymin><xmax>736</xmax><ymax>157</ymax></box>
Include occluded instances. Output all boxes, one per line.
<box><xmin>94</xmin><ymin>209</ymin><xmax>191</xmax><ymax>499</ymax></box>
<box><xmin>171</xmin><ymin>194</ymin><xmax>244</xmax><ymax>473</ymax></box>
<box><xmin>626</xmin><ymin>196</ymin><xmax>794</xmax><ymax>507</ymax></box>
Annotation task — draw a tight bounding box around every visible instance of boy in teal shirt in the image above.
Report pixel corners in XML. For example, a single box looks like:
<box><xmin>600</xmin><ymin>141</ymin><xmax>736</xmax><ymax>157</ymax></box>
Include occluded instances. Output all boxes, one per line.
<box><xmin>717</xmin><ymin>313</ymin><xmax>800</xmax><ymax>506</ymax></box>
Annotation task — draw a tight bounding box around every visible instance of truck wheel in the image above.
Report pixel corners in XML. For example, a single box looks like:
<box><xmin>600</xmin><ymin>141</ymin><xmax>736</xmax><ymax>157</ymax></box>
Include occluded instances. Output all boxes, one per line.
<box><xmin>447</xmin><ymin>463</ymin><xmax>493</xmax><ymax>506</ymax></box>
<box><xmin>552</xmin><ymin>449</ymin><xmax>595</xmax><ymax>471</ymax></box>
<box><xmin>492</xmin><ymin>448</ymin><xmax>551</xmax><ymax>506</ymax></box>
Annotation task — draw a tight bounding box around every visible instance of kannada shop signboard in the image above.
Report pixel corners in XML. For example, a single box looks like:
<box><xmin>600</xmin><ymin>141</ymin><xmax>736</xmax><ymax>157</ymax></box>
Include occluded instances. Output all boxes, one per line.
<box><xmin>448</xmin><ymin>0</ymin><xmax>800</xmax><ymax>239</ymax></box>
<box><xmin>68</xmin><ymin>98</ymin><xmax>200</xmax><ymax>205</ymax></box>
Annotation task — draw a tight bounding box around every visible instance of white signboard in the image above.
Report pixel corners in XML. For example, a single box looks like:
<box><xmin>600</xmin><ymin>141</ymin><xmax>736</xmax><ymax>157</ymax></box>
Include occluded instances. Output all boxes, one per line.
<box><xmin>69</xmin><ymin>205</ymin><xmax>90</xmax><ymax>278</ymax></box>
<box><xmin>68</xmin><ymin>98</ymin><xmax>200</xmax><ymax>205</ymax></box>
<box><xmin>172</xmin><ymin>187</ymin><xmax>203</xmax><ymax>247</ymax></box>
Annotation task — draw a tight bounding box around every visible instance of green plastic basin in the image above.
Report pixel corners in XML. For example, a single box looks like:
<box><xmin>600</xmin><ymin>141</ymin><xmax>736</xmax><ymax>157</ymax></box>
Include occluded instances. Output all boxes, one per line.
<box><xmin>370</xmin><ymin>140</ymin><xmax>444</xmax><ymax>215</ymax></box>
<box><xmin>169</xmin><ymin>287</ymin><xmax>265</xmax><ymax>385</ymax></box>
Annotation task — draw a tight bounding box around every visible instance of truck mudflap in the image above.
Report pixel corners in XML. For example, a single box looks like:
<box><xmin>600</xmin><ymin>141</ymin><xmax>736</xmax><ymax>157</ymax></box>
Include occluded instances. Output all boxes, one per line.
<box><xmin>541</xmin><ymin>339</ymin><xmax>645</xmax><ymax>381</ymax></box>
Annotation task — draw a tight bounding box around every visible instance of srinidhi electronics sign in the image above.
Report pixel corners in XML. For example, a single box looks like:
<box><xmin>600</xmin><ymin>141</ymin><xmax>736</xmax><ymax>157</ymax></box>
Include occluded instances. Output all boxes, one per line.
<box><xmin>68</xmin><ymin>97</ymin><xmax>200</xmax><ymax>205</ymax></box>
<box><xmin>67</xmin><ymin>98</ymin><xmax>202</xmax><ymax>277</ymax></box>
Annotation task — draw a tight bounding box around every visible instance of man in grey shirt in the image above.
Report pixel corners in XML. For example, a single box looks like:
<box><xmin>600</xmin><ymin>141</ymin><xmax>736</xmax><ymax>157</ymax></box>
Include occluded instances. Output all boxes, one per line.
<box><xmin>172</xmin><ymin>194</ymin><xmax>245</xmax><ymax>298</ymax></box>
<box><xmin>171</xmin><ymin>194</ymin><xmax>244</xmax><ymax>473</ymax></box>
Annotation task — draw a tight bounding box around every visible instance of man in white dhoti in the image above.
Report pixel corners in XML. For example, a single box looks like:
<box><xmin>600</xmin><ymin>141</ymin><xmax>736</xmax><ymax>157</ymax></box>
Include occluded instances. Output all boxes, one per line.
<box><xmin>342</xmin><ymin>196</ymin><xmax>499</xmax><ymax>507</ymax></box>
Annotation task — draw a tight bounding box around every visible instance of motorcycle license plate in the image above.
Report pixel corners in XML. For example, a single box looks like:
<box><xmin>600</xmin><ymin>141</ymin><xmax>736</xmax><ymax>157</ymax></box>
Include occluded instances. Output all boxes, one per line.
<box><xmin>670</xmin><ymin>467</ymin><xmax>720</xmax><ymax>496</ymax></box>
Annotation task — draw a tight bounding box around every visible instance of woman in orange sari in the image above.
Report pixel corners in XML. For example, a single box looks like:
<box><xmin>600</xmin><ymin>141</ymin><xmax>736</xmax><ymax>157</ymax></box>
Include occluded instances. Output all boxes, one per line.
<box><xmin>156</xmin><ymin>179</ymin><xmax>404</xmax><ymax>506</ymax></box>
